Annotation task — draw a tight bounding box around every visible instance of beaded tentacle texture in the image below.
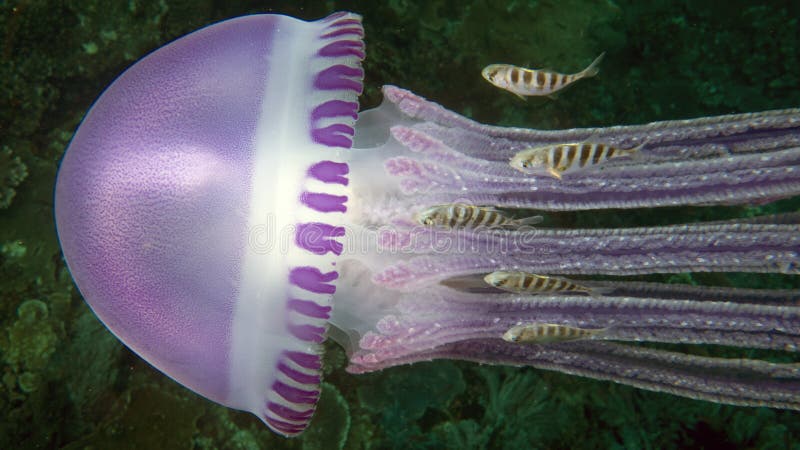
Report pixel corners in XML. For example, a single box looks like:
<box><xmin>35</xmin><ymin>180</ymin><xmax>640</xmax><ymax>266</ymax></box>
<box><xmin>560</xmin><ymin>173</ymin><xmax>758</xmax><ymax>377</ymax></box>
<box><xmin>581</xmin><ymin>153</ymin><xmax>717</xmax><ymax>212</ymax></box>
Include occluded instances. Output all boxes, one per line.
<box><xmin>54</xmin><ymin>12</ymin><xmax>800</xmax><ymax>437</ymax></box>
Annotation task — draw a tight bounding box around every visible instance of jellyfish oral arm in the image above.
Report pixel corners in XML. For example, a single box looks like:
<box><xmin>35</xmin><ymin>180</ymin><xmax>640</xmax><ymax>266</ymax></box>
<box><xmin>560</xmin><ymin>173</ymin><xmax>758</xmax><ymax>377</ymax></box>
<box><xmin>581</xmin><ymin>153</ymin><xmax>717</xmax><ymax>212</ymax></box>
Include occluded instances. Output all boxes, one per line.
<box><xmin>329</xmin><ymin>86</ymin><xmax>800</xmax><ymax>412</ymax></box>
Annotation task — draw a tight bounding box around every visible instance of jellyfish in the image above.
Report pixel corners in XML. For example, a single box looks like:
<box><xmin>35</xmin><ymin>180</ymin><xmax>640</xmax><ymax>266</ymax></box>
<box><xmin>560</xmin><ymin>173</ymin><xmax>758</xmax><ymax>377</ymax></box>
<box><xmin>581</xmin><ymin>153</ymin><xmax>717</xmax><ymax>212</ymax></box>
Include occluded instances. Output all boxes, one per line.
<box><xmin>54</xmin><ymin>12</ymin><xmax>800</xmax><ymax>437</ymax></box>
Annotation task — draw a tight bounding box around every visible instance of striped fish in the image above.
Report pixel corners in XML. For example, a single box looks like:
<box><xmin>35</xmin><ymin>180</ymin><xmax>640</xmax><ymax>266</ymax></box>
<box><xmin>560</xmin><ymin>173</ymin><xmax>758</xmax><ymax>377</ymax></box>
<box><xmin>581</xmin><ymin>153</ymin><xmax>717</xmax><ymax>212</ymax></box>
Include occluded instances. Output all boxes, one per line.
<box><xmin>484</xmin><ymin>271</ymin><xmax>593</xmax><ymax>294</ymax></box>
<box><xmin>482</xmin><ymin>52</ymin><xmax>605</xmax><ymax>98</ymax></box>
<box><xmin>415</xmin><ymin>203</ymin><xmax>542</xmax><ymax>230</ymax></box>
<box><xmin>509</xmin><ymin>141</ymin><xmax>644</xmax><ymax>179</ymax></box>
<box><xmin>502</xmin><ymin>322</ymin><xmax>606</xmax><ymax>344</ymax></box>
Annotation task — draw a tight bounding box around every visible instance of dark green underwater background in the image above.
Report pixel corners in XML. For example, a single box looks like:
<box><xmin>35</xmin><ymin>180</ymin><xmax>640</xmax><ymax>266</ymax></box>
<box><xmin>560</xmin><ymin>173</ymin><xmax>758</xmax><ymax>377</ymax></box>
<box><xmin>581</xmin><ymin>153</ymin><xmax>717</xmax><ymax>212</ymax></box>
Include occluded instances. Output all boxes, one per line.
<box><xmin>1</xmin><ymin>0</ymin><xmax>799</xmax><ymax>448</ymax></box>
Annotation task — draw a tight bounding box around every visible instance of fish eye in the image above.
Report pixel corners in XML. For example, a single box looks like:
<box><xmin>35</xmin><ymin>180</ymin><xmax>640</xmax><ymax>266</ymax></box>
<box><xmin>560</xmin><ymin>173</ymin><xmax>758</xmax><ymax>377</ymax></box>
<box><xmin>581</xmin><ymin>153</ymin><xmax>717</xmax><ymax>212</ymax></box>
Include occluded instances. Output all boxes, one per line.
<box><xmin>424</xmin><ymin>218</ymin><xmax>433</xmax><ymax>225</ymax></box>
<box><xmin>522</xmin><ymin>161</ymin><xmax>531</xmax><ymax>167</ymax></box>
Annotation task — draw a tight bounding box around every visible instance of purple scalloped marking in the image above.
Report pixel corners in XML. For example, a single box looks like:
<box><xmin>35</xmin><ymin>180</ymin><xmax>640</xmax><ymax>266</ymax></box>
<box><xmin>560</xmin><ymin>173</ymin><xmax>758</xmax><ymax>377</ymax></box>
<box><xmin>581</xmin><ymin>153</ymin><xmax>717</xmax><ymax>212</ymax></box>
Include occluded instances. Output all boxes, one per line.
<box><xmin>329</xmin><ymin>18</ymin><xmax>362</xmax><ymax>27</ymax></box>
<box><xmin>266</xmin><ymin>417</ymin><xmax>303</xmax><ymax>435</ymax></box>
<box><xmin>295</xmin><ymin>222</ymin><xmax>345</xmax><ymax>255</ymax></box>
<box><xmin>300</xmin><ymin>192</ymin><xmax>348</xmax><ymax>213</ymax></box>
<box><xmin>284</xmin><ymin>351</ymin><xmax>323</xmax><ymax>370</ymax></box>
<box><xmin>278</xmin><ymin>361</ymin><xmax>322</xmax><ymax>385</ymax></box>
<box><xmin>288</xmin><ymin>298</ymin><xmax>332</xmax><ymax>319</ymax></box>
<box><xmin>321</xmin><ymin>27</ymin><xmax>364</xmax><ymax>39</ymax></box>
<box><xmin>288</xmin><ymin>323</ymin><xmax>326</xmax><ymax>343</ymax></box>
<box><xmin>308</xmin><ymin>161</ymin><xmax>350</xmax><ymax>185</ymax></box>
<box><xmin>289</xmin><ymin>267</ymin><xmax>338</xmax><ymax>294</ymax></box>
<box><xmin>322</xmin><ymin>11</ymin><xmax>349</xmax><ymax>22</ymax></box>
<box><xmin>268</xmin><ymin>402</ymin><xmax>315</xmax><ymax>422</ymax></box>
<box><xmin>318</xmin><ymin>40</ymin><xmax>365</xmax><ymax>59</ymax></box>
<box><xmin>311</xmin><ymin>124</ymin><xmax>356</xmax><ymax>148</ymax></box>
<box><xmin>273</xmin><ymin>380</ymin><xmax>320</xmax><ymax>404</ymax></box>
<box><xmin>314</xmin><ymin>65</ymin><xmax>364</xmax><ymax>92</ymax></box>
<box><xmin>312</xmin><ymin>100</ymin><xmax>359</xmax><ymax>121</ymax></box>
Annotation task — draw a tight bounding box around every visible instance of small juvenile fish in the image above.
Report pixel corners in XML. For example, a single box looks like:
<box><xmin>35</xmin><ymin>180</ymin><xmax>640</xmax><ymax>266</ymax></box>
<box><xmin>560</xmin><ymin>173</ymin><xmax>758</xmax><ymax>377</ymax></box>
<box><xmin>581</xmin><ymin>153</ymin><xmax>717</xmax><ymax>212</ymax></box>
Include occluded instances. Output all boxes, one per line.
<box><xmin>482</xmin><ymin>52</ymin><xmax>605</xmax><ymax>98</ymax></box>
<box><xmin>415</xmin><ymin>203</ymin><xmax>542</xmax><ymax>230</ymax></box>
<box><xmin>509</xmin><ymin>141</ymin><xmax>643</xmax><ymax>179</ymax></box>
<box><xmin>502</xmin><ymin>322</ymin><xmax>606</xmax><ymax>344</ymax></box>
<box><xmin>484</xmin><ymin>271</ymin><xmax>593</xmax><ymax>294</ymax></box>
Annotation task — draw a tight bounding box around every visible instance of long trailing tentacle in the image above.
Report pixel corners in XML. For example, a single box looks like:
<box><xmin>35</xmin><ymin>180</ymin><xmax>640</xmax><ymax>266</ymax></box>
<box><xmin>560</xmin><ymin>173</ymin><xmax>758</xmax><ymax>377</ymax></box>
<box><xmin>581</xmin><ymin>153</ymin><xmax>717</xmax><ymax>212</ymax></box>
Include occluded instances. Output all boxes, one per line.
<box><xmin>373</xmin><ymin>221</ymin><xmax>800</xmax><ymax>289</ymax></box>
<box><xmin>339</xmin><ymin>86</ymin><xmax>800</xmax><ymax>412</ymax></box>
<box><xmin>345</xmin><ymin>284</ymin><xmax>800</xmax><ymax>366</ymax></box>
<box><xmin>383</xmin><ymin>85</ymin><xmax>800</xmax><ymax>159</ymax></box>
<box><xmin>378</xmin><ymin>86</ymin><xmax>800</xmax><ymax>211</ymax></box>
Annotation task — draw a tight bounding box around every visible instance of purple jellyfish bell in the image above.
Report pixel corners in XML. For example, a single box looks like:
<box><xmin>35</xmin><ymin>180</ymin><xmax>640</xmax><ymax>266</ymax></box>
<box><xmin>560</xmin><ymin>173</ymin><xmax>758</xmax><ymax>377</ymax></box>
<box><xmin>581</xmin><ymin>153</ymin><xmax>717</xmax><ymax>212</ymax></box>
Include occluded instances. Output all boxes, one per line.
<box><xmin>56</xmin><ymin>11</ymin><xmax>800</xmax><ymax>438</ymax></box>
<box><xmin>55</xmin><ymin>12</ymin><xmax>363</xmax><ymax>436</ymax></box>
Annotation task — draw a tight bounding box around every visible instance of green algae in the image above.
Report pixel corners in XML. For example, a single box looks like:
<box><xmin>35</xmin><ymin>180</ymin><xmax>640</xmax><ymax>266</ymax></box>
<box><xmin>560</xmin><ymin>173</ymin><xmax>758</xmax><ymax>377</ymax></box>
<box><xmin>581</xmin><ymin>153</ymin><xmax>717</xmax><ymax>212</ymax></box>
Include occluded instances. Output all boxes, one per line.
<box><xmin>0</xmin><ymin>146</ymin><xmax>28</xmax><ymax>210</ymax></box>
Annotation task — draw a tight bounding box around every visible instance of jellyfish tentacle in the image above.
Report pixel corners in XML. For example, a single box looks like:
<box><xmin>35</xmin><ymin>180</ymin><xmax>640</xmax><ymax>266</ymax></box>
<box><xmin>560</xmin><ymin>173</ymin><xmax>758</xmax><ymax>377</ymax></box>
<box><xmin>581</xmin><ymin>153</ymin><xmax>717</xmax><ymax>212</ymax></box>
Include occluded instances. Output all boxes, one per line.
<box><xmin>393</xmin><ymin>123</ymin><xmax>800</xmax><ymax>181</ymax></box>
<box><xmin>375</xmin><ymin>86</ymin><xmax>800</xmax><ymax>210</ymax></box>
<box><xmin>382</xmin><ymin>85</ymin><xmax>800</xmax><ymax>158</ymax></box>
<box><xmin>586</xmin><ymin>281</ymin><xmax>800</xmax><ymax>304</ymax></box>
<box><xmin>373</xmin><ymin>222</ymin><xmax>800</xmax><ymax>289</ymax></box>
<box><xmin>394</xmin><ymin>151</ymin><xmax>800</xmax><ymax>210</ymax></box>
<box><xmin>348</xmin><ymin>286</ymin><xmax>800</xmax><ymax>363</ymax></box>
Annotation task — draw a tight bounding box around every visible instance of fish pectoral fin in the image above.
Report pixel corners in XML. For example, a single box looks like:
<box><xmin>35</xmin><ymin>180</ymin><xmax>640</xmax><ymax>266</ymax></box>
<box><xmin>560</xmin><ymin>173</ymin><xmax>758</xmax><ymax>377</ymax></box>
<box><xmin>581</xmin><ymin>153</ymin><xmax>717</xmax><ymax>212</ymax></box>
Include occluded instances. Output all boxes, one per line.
<box><xmin>547</xmin><ymin>168</ymin><xmax>564</xmax><ymax>179</ymax></box>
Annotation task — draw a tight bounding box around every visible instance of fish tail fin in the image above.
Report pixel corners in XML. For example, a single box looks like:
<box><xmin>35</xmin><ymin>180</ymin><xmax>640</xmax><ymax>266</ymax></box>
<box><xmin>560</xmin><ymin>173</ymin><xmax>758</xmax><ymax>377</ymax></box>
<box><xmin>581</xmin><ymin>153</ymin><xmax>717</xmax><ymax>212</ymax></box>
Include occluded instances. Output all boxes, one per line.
<box><xmin>580</xmin><ymin>52</ymin><xmax>606</xmax><ymax>78</ymax></box>
<box><xmin>587</xmin><ymin>286</ymin><xmax>615</xmax><ymax>297</ymax></box>
<box><xmin>516</xmin><ymin>215</ymin><xmax>544</xmax><ymax>227</ymax></box>
<box><xmin>627</xmin><ymin>139</ymin><xmax>648</xmax><ymax>154</ymax></box>
<box><xmin>621</xmin><ymin>139</ymin><xmax>649</xmax><ymax>161</ymax></box>
<box><xmin>593</xmin><ymin>326</ymin><xmax>611</xmax><ymax>338</ymax></box>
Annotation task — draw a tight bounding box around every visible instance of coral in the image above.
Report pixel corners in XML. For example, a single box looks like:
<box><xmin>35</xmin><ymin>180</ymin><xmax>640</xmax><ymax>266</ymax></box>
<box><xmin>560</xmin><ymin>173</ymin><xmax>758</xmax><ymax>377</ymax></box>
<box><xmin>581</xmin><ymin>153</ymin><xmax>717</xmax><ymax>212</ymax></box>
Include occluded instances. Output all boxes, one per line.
<box><xmin>302</xmin><ymin>382</ymin><xmax>351</xmax><ymax>450</ymax></box>
<box><xmin>473</xmin><ymin>367</ymin><xmax>560</xmax><ymax>449</ymax></box>
<box><xmin>0</xmin><ymin>241</ymin><xmax>26</xmax><ymax>259</ymax></box>
<box><xmin>64</xmin><ymin>307</ymin><xmax>124</xmax><ymax>418</ymax></box>
<box><xmin>322</xmin><ymin>341</ymin><xmax>347</xmax><ymax>376</ymax></box>
<box><xmin>68</xmin><ymin>385</ymin><xmax>204</xmax><ymax>449</ymax></box>
<box><xmin>16</xmin><ymin>371</ymin><xmax>39</xmax><ymax>393</ymax></box>
<box><xmin>1</xmin><ymin>299</ymin><xmax>58</xmax><ymax>372</ymax></box>
<box><xmin>355</xmin><ymin>361</ymin><xmax>466</xmax><ymax>448</ymax></box>
<box><xmin>431</xmin><ymin>419</ymin><xmax>490</xmax><ymax>450</ymax></box>
<box><xmin>0</xmin><ymin>146</ymin><xmax>27</xmax><ymax>209</ymax></box>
